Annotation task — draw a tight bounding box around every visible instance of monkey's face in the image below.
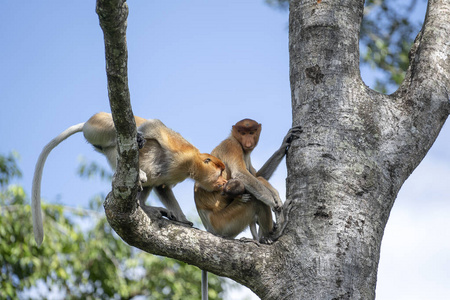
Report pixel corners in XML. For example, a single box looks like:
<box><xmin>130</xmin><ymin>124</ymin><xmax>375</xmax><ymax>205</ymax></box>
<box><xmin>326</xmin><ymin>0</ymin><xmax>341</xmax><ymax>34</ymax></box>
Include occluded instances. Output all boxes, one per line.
<box><xmin>195</xmin><ymin>154</ymin><xmax>227</xmax><ymax>192</ymax></box>
<box><xmin>232</xmin><ymin>121</ymin><xmax>261</xmax><ymax>152</ymax></box>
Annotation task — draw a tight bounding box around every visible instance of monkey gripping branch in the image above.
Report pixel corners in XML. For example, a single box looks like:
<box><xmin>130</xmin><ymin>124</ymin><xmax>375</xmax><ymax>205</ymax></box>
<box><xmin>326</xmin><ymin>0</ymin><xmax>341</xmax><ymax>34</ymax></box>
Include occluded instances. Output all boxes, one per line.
<box><xmin>96</xmin><ymin>0</ymin><xmax>450</xmax><ymax>299</ymax></box>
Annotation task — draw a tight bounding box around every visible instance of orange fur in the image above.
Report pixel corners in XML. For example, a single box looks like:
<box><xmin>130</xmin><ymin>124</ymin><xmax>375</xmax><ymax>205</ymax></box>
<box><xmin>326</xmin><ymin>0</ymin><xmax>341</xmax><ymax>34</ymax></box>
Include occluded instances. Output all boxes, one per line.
<box><xmin>194</xmin><ymin>119</ymin><xmax>280</xmax><ymax>242</ymax></box>
<box><xmin>33</xmin><ymin>112</ymin><xmax>227</xmax><ymax>236</ymax></box>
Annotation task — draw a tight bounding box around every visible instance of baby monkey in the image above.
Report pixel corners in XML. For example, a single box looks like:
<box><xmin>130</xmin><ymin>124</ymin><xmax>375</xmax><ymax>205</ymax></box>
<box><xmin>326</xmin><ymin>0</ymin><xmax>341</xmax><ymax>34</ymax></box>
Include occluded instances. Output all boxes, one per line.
<box><xmin>222</xmin><ymin>178</ymin><xmax>248</xmax><ymax>200</ymax></box>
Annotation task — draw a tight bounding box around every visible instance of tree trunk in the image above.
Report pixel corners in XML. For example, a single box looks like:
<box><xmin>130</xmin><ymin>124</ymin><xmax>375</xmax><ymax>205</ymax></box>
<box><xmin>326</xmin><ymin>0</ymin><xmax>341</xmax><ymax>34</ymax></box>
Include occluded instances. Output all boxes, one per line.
<box><xmin>96</xmin><ymin>0</ymin><xmax>450</xmax><ymax>299</ymax></box>
<box><xmin>283</xmin><ymin>0</ymin><xmax>450</xmax><ymax>298</ymax></box>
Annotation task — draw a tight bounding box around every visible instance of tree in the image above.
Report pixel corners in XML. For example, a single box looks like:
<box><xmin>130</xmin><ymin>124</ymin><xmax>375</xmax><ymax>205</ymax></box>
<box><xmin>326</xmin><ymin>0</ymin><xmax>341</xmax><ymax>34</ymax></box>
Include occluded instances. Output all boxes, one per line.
<box><xmin>96</xmin><ymin>0</ymin><xmax>449</xmax><ymax>299</ymax></box>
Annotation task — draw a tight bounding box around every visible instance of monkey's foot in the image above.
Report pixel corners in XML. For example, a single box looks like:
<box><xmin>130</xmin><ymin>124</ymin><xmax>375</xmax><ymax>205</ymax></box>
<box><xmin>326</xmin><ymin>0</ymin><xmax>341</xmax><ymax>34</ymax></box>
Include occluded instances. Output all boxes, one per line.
<box><xmin>271</xmin><ymin>201</ymin><xmax>292</xmax><ymax>241</ymax></box>
<box><xmin>163</xmin><ymin>211</ymin><xmax>193</xmax><ymax>227</ymax></box>
<box><xmin>141</xmin><ymin>205</ymin><xmax>176</xmax><ymax>221</ymax></box>
<box><xmin>172</xmin><ymin>217</ymin><xmax>193</xmax><ymax>227</ymax></box>
<box><xmin>259</xmin><ymin>236</ymin><xmax>274</xmax><ymax>245</ymax></box>
<box><xmin>174</xmin><ymin>213</ymin><xmax>194</xmax><ymax>227</ymax></box>
<box><xmin>239</xmin><ymin>237</ymin><xmax>261</xmax><ymax>246</ymax></box>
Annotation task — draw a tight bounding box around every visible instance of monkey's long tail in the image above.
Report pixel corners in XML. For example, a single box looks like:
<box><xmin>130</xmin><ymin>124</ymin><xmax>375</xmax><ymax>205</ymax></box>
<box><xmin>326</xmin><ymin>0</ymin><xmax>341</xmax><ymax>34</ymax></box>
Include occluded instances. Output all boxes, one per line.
<box><xmin>202</xmin><ymin>269</ymin><xmax>208</xmax><ymax>300</ymax></box>
<box><xmin>32</xmin><ymin>123</ymin><xmax>85</xmax><ymax>246</ymax></box>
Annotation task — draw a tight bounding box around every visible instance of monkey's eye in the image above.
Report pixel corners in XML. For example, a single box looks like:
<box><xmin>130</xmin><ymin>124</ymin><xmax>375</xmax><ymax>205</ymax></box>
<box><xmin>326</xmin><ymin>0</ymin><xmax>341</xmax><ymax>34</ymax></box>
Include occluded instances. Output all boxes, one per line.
<box><xmin>204</xmin><ymin>158</ymin><xmax>211</xmax><ymax>164</ymax></box>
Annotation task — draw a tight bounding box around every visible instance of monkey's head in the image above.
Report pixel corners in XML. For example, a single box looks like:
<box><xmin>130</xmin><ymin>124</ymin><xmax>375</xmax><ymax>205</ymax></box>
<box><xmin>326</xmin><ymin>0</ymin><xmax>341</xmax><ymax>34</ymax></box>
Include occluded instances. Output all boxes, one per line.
<box><xmin>193</xmin><ymin>153</ymin><xmax>227</xmax><ymax>192</ymax></box>
<box><xmin>221</xmin><ymin>178</ymin><xmax>245</xmax><ymax>198</ymax></box>
<box><xmin>232</xmin><ymin>119</ymin><xmax>261</xmax><ymax>153</ymax></box>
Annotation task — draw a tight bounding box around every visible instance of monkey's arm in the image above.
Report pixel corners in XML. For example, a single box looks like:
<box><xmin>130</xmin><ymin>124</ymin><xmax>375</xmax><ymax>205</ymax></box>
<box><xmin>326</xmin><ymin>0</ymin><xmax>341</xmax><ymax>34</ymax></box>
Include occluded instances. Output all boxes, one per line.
<box><xmin>256</xmin><ymin>126</ymin><xmax>302</xmax><ymax>180</ymax></box>
<box><xmin>230</xmin><ymin>161</ymin><xmax>281</xmax><ymax>209</ymax></box>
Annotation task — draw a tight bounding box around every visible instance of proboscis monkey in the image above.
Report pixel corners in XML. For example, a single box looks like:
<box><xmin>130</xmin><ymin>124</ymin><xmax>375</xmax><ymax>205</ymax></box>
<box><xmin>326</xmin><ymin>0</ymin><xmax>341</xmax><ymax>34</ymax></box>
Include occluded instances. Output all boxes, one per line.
<box><xmin>194</xmin><ymin>119</ymin><xmax>301</xmax><ymax>240</ymax></box>
<box><xmin>32</xmin><ymin>112</ymin><xmax>227</xmax><ymax>246</ymax></box>
<box><xmin>195</xmin><ymin>119</ymin><xmax>301</xmax><ymax>300</ymax></box>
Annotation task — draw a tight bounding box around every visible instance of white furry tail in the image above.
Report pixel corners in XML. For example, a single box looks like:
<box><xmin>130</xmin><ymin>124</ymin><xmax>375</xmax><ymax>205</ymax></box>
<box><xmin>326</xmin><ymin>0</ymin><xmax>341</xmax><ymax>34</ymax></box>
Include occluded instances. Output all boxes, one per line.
<box><xmin>32</xmin><ymin>123</ymin><xmax>85</xmax><ymax>246</ymax></box>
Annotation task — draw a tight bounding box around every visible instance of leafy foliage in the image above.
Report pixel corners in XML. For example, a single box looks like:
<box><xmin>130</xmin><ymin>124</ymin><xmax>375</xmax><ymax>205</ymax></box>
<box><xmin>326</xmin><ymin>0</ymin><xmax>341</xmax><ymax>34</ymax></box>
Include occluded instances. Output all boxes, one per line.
<box><xmin>0</xmin><ymin>153</ymin><xmax>225</xmax><ymax>299</ymax></box>
<box><xmin>77</xmin><ymin>156</ymin><xmax>112</xmax><ymax>182</ymax></box>
<box><xmin>0</xmin><ymin>151</ymin><xmax>22</xmax><ymax>188</ymax></box>
<box><xmin>361</xmin><ymin>0</ymin><xmax>423</xmax><ymax>92</ymax></box>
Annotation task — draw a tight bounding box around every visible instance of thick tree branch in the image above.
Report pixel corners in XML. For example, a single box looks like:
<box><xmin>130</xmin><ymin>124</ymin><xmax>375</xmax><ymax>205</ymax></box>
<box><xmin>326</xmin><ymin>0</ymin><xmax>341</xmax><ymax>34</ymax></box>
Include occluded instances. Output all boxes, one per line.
<box><xmin>377</xmin><ymin>0</ymin><xmax>450</xmax><ymax>192</ymax></box>
<box><xmin>402</xmin><ymin>0</ymin><xmax>450</xmax><ymax>92</ymax></box>
<box><xmin>100</xmin><ymin>207</ymin><xmax>279</xmax><ymax>294</ymax></box>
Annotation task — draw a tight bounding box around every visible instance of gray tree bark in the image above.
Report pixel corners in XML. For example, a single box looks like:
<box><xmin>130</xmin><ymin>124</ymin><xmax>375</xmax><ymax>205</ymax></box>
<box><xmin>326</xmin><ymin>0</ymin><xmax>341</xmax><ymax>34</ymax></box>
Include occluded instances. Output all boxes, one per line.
<box><xmin>96</xmin><ymin>0</ymin><xmax>450</xmax><ymax>299</ymax></box>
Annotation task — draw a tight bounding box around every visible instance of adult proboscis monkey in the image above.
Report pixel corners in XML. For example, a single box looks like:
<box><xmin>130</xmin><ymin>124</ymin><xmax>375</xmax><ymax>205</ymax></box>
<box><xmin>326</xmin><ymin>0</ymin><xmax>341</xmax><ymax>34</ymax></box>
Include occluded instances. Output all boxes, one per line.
<box><xmin>32</xmin><ymin>112</ymin><xmax>227</xmax><ymax>246</ymax></box>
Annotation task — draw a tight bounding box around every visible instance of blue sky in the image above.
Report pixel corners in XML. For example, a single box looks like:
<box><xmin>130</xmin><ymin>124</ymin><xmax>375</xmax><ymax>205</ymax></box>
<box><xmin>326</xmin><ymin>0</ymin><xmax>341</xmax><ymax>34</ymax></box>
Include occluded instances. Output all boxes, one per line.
<box><xmin>1</xmin><ymin>1</ymin><xmax>449</xmax><ymax>299</ymax></box>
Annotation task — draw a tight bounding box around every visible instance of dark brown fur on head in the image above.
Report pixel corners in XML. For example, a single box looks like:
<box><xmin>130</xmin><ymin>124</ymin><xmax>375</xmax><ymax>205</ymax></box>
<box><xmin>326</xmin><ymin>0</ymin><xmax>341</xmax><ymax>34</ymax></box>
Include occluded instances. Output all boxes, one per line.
<box><xmin>233</xmin><ymin>119</ymin><xmax>260</xmax><ymax>132</ymax></box>
<box><xmin>222</xmin><ymin>178</ymin><xmax>245</xmax><ymax>198</ymax></box>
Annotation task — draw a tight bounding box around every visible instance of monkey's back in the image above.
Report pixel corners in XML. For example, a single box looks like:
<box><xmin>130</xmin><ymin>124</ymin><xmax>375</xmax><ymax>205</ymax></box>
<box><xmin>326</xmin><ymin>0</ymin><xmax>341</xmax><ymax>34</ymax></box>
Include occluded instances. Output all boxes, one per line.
<box><xmin>138</xmin><ymin>119</ymin><xmax>199</xmax><ymax>187</ymax></box>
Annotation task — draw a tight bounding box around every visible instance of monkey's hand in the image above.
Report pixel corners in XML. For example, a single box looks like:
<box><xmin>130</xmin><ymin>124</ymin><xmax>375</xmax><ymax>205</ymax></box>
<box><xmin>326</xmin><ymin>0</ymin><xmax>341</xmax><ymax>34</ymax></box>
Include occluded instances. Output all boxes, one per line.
<box><xmin>281</xmin><ymin>125</ymin><xmax>303</xmax><ymax>153</ymax></box>
<box><xmin>239</xmin><ymin>193</ymin><xmax>252</xmax><ymax>203</ymax></box>
<box><xmin>268</xmin><ymin>187</ymin><xmax>283</xmax><ymax>211</ymax></box>
<box><xmin>139</xmin><ymin>169</ymin><xmax>148</xmax><ymax>183</ymax></box>
<box><xmin>137</xmin><ymin>132</ymin><xmax>146</xmax><ymax>149</ymax></box>
<box><xmin>272</xmin><ymin>204</ymin><xmax>282</xmax><ymax>213</ymax></box>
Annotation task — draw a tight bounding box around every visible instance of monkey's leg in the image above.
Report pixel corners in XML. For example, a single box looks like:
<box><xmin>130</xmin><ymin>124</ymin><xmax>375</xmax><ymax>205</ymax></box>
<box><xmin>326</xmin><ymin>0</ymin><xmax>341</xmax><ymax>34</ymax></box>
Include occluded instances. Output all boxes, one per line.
<box><xmin>209</xmin><ymin>200</ymin><xmax>257</xmax><ymax>238</ymax></box>
<box><xmin>255</xmin><ymin>202</ymin><xmax>274</xmax><ymax>243</ymax></box>
<box><xmin>138</xmin><ymin>187</ymin><xmax>177</xmax><ymax>221</ymax></box>
<box><xmin>138</xmin><ymin>186</ymin><xmax>152</xmax><ymax>207</ymax></box>
<box><xmin>154</xmin><ymin>185</ymin><xmax>193</xmax><ymax>226</ymax></box>
<box><xmin>202</xmin><ymin>270</ymin><xmax>208</xmax><ymax>300</ymax></box>
<box><xmin>249</xmin><ymin>221</ymin><xmax>259</xmax><ymax>240</ymax></box>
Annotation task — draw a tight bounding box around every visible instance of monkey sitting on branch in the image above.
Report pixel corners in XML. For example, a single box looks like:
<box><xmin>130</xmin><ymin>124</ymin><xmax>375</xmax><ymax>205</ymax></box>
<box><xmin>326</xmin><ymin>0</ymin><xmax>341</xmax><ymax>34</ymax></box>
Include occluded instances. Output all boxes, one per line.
<box><xmin>194</xmin><ymin>118</ymin><xmax>302</xmax><ymax>242</ymax></box>
<box><xmin>194</xmin><ymin>119</ymin><xmax>301</xmax><ymax>300</ymax></box>
<box><xmin>32</xmin><ymin>112</ymin><xmax>227</xmax><ymax>246</ymax></box>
